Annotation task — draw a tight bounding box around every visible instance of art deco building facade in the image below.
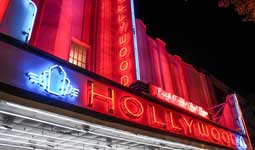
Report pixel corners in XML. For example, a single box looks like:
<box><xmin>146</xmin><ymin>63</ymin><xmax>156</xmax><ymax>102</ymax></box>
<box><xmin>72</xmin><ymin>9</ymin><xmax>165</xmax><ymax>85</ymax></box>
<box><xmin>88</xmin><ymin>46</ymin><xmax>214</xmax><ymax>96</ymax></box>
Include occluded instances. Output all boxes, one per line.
<box><xmin>0</xmin><ymin>0</ymin><xmax>253</xmax><ymax>149</ymax></box>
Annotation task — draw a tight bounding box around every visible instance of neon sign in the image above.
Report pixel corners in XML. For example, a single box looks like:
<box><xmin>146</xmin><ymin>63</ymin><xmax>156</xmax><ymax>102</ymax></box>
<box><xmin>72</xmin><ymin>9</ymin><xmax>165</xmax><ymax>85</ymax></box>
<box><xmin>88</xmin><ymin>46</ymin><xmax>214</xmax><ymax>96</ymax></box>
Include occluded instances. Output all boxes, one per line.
<box><xmin>26</xmin><ymin>65</ymin><xmax>79</xmax><ymax>97</ymax></box>
<box><xmin>23</xmin><ymin>65</ymin><xmax>246</xmax><ymax>149</ymax></box>
<box><xmin>0</xmin><ymin>44</ymin><xmax>250</xmax><ymax>149</ymax></box>
<box><xmin>150</xmin><ymin>85</ymin><xmax>209</xmax><ymax>118</ymax></box>
<box><xmin>85</xmin><ymin>81</ymin><xmax>246</xmax><ymax>149</ymax></box>
<box><xmin>116</xmin><ymin>0</ymin><xmax>136</xmax><ymax>86</ymax></box>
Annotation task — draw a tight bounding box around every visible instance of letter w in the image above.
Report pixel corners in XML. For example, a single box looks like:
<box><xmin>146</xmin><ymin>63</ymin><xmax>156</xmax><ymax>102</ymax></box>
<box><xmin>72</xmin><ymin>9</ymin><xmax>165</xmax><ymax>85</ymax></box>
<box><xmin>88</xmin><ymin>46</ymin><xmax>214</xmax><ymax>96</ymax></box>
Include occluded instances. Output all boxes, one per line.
<box><xmin>197</xmin><ymin>122</ymin><xmax>209</xmax><ymax>137</ymax></box>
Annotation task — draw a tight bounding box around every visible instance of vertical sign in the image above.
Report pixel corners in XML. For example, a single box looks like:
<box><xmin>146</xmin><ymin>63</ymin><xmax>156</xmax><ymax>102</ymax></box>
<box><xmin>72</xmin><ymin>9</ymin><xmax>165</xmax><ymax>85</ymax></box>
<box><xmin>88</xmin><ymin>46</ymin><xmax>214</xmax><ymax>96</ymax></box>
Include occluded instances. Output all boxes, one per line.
<box><xmin>116</xmin><ymin>0</ymin><xmax>139</xmax><ymax>86</ymax></box>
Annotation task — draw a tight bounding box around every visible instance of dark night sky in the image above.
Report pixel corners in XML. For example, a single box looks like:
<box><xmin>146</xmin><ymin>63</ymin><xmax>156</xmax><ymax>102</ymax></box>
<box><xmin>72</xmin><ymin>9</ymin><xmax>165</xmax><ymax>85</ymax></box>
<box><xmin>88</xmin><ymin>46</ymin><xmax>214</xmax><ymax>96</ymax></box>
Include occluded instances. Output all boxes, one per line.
<box><xmin>134</xmin><ymin>0</ymin><xmax>255</xmax><ymax>97</ymax></box>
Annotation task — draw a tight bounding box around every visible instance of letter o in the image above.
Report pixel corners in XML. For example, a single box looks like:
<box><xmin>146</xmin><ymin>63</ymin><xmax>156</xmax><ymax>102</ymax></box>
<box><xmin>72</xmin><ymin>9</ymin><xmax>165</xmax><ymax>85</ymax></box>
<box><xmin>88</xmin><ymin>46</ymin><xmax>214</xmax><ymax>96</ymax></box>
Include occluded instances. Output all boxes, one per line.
<box><xmin>120</xmin><ymin>97</ymin><xmax>144</xmax><ymax>119</ymax></box>
<box><xmin>119</xmin><ymin>47</ymin><xmax>128</xmax><ymax>57</ymax></box>
<box><xmin>221</xmin><ymin>131</ymin><xmax>230</xmax><ymax>145</ymax></box>
<box><xmin>120</xmin><ymin>75</ymin><xmax>129</xmax><ymax>86</ymax></box>
<box><xmin>120</xmin><ymin>61</ymin><xmax>129</xmax><ymax>71</ymax></box>
<box><xmin>211</xmin><ymin>127</ymin><xmax>220</xmax><ymax>142</ymax></box>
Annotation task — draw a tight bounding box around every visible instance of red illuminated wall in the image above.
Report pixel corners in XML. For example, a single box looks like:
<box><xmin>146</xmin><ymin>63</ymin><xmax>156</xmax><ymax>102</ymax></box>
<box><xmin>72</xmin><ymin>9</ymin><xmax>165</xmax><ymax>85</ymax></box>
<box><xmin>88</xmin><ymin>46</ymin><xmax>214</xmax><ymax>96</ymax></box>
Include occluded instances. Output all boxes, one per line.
<box><xmin>135</xmin><ymin>19</ymin><xmax>214</xmax><ymax>109</ymax></box>
<box><xmin>135</xmin><ymin>20</ymin><xmax>254</xmax><ymax>149</ymax></box>
<box><xmin>29</xmin><ymin>0</ymin><xmax>233</xmax><ymax>114</ymax></box>
<box><xmin>29</xmin><ymin>0</ymin><xmax>218</xmax><ymax>110</ymax></box>
<box><xmin>31</xmin><ymin>0</ymin><xmax>97</xmax><ymax>64</ymax></box>
<box><xmin>0</xmin><ymin>0</ymin><xmax>9</xmax><ymax>23</ymax></box>
<box><xmin>0</xmin><ymin>0</ymin><xmax>253</xmax><ymax>148</ymax></box>
<box><xmin>30</xmin><ymin>0</ymin><xmax>137</xmax><ymax>86</ymax></box>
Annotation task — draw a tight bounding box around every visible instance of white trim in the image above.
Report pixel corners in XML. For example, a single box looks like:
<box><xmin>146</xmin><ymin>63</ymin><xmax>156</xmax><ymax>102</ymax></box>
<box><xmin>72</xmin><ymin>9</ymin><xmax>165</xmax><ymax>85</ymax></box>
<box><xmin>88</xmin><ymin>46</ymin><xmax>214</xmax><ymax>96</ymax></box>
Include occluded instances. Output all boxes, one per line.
<box><xmin>27</xmin><ymin>1</ymin><xmax>37</xmax><ymax>42</ymax></box>
<box><xmin>130</xmin><ymin>0</ymin><xmax>141</xmax><ymax>80</ymax></box>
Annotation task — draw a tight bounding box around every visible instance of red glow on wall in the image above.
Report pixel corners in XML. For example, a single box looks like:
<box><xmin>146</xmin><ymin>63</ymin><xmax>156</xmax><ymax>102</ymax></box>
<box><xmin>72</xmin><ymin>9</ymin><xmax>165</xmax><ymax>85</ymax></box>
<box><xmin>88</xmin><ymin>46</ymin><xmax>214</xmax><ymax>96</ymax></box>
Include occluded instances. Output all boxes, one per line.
<box><xmin>0</xmin><ymin>0</ymin><xmax>252</xmax><ymax>148</ymax></box>
<box><xmin>30</xmin><ymin>0</ymin><xmax>138</xmax><ymax>86</ymax></box>
<box><xmin>0</xmin><ymin>0</ymin><xmax>9</xmax><ymax>23</ymax></box>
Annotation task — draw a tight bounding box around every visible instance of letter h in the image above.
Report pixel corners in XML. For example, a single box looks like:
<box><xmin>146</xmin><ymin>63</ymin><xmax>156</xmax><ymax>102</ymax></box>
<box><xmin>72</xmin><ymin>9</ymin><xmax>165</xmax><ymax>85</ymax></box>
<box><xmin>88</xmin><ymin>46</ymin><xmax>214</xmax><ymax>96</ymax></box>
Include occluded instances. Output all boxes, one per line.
<box><xmin>88</xmin><ymin>81</ymin><xmax>115</xmax><ymax>113</ymax></box>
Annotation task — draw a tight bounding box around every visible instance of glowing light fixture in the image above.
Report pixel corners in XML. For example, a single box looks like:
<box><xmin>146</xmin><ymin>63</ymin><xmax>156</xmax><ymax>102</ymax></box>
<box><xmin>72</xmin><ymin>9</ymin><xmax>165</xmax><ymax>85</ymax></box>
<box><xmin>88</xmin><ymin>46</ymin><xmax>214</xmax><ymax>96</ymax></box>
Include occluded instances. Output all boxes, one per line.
<box><xmin>26</xmin><ymin>65</ymin><xmax>79</xmax><ymax>97</ymax></box>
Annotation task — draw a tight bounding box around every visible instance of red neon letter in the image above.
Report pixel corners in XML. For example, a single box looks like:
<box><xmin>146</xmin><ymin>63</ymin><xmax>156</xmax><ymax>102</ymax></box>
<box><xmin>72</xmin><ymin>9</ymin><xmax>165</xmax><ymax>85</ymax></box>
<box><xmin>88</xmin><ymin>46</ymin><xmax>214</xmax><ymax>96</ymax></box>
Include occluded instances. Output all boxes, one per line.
<box><xmin>169</xmin><ymin>112</ymin><xmax>182</xmax><ymax>132</ymax></box>
<box><xmin>120</xmin><ymin>60</ymin><xmax>129</xmax><ymax>71</ymax></box>
<box><xmin>182</xmin><ymin>116</ymin><xmax>193</xmax><ymax>135</ymax></box>
<box><xmin>120</xmin><ymin>97</ymin><xmax>144</xmax><ymax>119</ymax></box>
<box><xmin>119</xmin><ymin>47</ymin><xmax>128</xmax><ymax>57</ymax></box>
<box><xmin>229</xmin><ymin>133</ymin><xmax>237</xmax><ymax>146</ymax></box>
<box><xmin>118</xmin><ymin>14</ymin><xmax>127</xmax><ymax>22</ymax></box>
<box><xmin>221</xmin><ymin>131</ymin><xmax>230</xmax><ymax>145</ymax></box>
<box><xmin>210</xmin><ymin>127</ymin><xmax>220</xmax><ymax>142</ymax></box>
<box><xmin>197</xmin><ymin>122</ymin><xmax>209</xmax><ymax>138</ymax></box>
<box><xmin>120</xmin><ymin>75</ymin><xmax>129</xmax><ymax>86</ymax></box>
<box><xmin>150</xmin><ymin>105</ymin><xmax>166</xmax><ymax>128</ymax></box>
<box><xmin>119</xmin><ymin>21</ymin><xmax>128</xmax><ymax>33</ymax></box>
<box><xmin>88</xmin><ymin>81</ymin><xmax>114</xmax><ymax>113</ymax></box>
<box><xmin>119</xmin><ymin>33</ymin><xmax>127</xmax><ymax>45</ymax></box>
<box><xmin>117</xmin><ymin>4</ymin><xmax>127</xmax><ymax>13</ymax></box>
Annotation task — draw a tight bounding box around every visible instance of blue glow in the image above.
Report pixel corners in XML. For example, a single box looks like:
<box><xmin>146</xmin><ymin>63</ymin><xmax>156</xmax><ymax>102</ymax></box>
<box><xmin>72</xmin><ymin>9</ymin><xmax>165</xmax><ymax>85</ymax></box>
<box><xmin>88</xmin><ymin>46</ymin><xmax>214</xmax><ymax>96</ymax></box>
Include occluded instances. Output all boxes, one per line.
<box><xmin>233</xmin><ymin>94</ymin><xmax>249</xmax><ymax>149</ymax></box>
<box><xmin>27</xmin><ymin>65</ymin><xmax>79</xmax><ymax>97</ymax></box>
<box><xmin>236</xmin><ymin>135</ymin><xmax>247</xmax><ymax>150</ymax></box>
<box><xmin>233</xmin><ymin>94</ymin><xmax>246</xmax><ymax>134</ymax></box>
<box><xmin>130</xmin><ymin>0</ymin><xmax>141</xmax><ymax>80</ymax></box>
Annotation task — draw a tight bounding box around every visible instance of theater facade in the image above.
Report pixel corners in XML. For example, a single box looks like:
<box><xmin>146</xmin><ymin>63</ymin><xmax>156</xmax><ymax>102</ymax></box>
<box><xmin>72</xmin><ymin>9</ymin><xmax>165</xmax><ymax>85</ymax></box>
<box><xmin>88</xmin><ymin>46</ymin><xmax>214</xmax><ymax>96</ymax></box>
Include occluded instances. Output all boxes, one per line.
<box><xmin>0</xmin><ymin>0</ymin><xmax>253</xmax><ymax>149</ymax></box>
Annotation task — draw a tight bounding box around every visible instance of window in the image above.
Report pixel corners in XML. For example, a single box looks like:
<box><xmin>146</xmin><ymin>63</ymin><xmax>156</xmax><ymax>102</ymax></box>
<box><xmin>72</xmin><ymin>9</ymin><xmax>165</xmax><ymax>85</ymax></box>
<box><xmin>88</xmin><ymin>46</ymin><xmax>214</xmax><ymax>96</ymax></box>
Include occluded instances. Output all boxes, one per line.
<box><xmin>69</xmin><ymin>38</ymin><xmax>89</xmax><ymax>69</ymax></box>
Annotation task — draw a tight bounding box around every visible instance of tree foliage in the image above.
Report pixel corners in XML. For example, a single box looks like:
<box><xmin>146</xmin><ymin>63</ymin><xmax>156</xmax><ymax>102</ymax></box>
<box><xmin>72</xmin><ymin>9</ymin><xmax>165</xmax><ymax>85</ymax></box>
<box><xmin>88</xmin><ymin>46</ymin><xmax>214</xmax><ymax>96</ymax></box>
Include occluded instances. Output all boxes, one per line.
<box><xmin>218</xmin><ymin>0</ymin><xmax>255</xmax><ymax>22</ymax></box>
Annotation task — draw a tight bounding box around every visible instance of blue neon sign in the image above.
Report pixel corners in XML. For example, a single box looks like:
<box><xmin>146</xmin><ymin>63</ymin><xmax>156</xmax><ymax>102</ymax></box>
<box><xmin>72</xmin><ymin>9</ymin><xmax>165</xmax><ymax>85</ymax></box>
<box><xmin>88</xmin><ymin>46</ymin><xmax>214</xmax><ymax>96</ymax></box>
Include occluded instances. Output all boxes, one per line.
<box><xmin>26</xmin><ymin>65</ymin><xmax>79</xmax><ymax>97</ymax></box>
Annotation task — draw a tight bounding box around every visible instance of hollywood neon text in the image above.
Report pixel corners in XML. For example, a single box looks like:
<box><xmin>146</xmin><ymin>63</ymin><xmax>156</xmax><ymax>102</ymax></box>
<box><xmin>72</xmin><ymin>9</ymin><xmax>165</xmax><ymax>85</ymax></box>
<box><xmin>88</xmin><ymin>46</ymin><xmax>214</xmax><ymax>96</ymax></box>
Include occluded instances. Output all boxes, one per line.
<box><xmin>85</xmin><ymin>81</ymin><xmax>246</xmax><ymax>149</ymax></box>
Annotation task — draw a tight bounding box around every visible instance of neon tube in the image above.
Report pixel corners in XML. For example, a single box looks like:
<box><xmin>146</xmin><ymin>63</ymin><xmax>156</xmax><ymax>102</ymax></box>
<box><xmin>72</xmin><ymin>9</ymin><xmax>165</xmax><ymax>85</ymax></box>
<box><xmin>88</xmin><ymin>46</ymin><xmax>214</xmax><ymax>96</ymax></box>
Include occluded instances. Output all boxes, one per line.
<box><xmin>130</xmin><ymin>0</ymin><xmax>141</xmax><ymax>80</ymax></box>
